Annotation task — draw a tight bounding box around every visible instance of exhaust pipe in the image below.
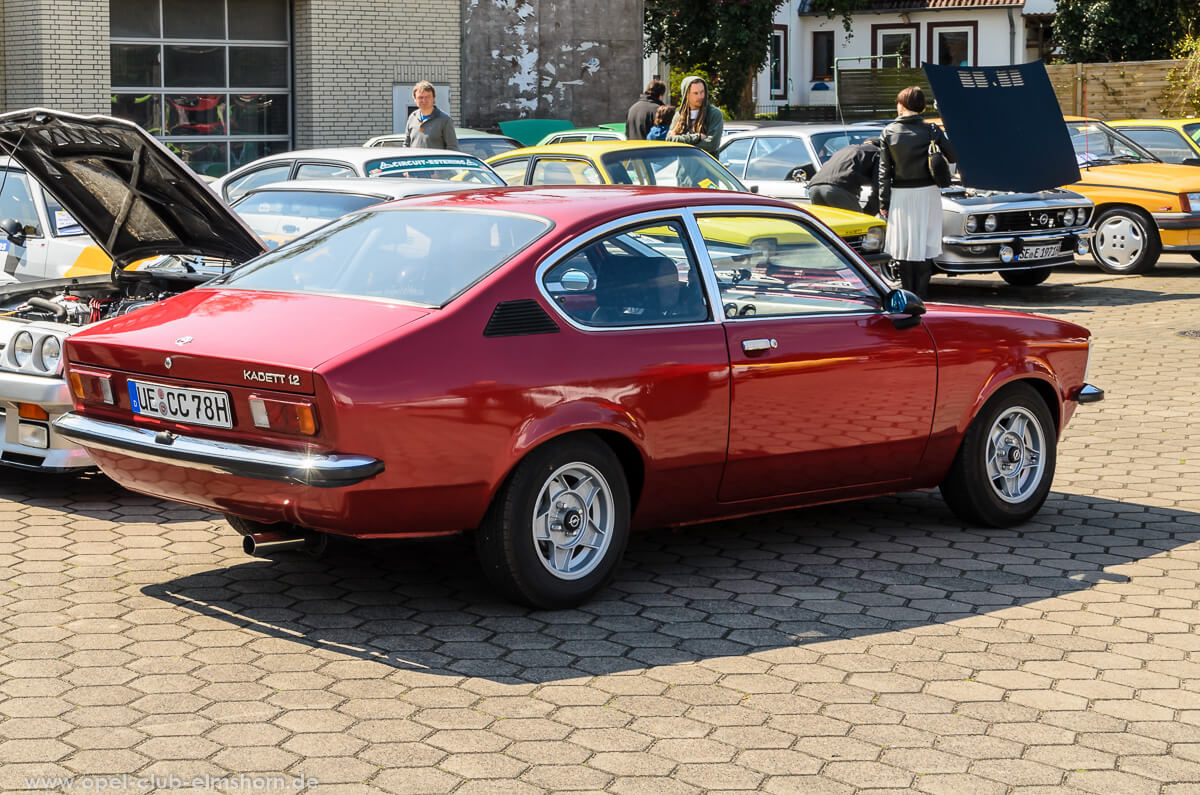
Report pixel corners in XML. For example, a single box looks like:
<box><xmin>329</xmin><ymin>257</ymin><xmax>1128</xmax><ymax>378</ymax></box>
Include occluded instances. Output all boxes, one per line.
<box><xmin>243</xmin><ymin>530</ymin><xmax>312</xmax><ymax>557</ymax></box>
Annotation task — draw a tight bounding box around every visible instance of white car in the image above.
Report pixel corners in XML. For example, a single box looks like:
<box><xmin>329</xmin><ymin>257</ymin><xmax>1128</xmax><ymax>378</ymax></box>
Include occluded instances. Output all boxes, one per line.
<box><xmin>0</xmin><ymin>157</ymin><xmax>114</xmax><ymax>284</ymax></box>
<box><xmin>363</xmin><ymin>129</ymin><xmax>523</xmax><ymax>160</ymax></box>
<box><xmin>211</xmin><ymin>146</ymin><xmax>506</xmax><ymax>204</ymax></box>
<box><xmin>0</xmin><ymin>109</ymin><xmax>468</xmax><ymax>473</ymax></box>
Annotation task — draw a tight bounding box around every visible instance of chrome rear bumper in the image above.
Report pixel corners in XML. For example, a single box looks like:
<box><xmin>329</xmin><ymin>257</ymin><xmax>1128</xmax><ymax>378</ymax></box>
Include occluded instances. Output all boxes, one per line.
<box><xmin>53</xmin><ymin>413</ymin><xmax>383</xmax><ymax>487</ymax></box>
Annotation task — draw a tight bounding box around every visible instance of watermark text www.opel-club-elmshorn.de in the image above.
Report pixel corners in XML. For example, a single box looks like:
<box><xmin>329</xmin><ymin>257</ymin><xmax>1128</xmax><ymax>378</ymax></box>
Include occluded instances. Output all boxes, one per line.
<box><xmin>25</xmin><ymin>773</ymin><xmax>319</xmax><ymax>791</ymax></box>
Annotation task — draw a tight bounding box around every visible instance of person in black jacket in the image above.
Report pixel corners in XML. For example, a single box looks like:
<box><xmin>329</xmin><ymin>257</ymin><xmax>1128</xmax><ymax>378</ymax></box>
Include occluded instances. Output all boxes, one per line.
<box><xmin>625</xmin><ymin>79</ymin><xmax>666</xmax><ymax>140</ymax></box>
<box><xmin>877</xmin><ymin>86</ymin><xmax>956</xmax><ymax>297</ymax></box>
<box><xmin>808</xmin><ymin>138</ymin><xmax>882</xmax><ymax>217</ymax></box>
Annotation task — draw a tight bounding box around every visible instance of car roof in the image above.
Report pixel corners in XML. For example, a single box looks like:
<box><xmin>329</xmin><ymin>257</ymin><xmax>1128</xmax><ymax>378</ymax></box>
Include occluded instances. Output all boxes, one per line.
<box><xmin>364</xmin><ymin>129</ymin><xmax>518</xmax><ymax>144</ymax></box>
<box><xmin>253</xmin><ymin>147</ymin><xmax>491</xmax><ymax>166</ymax></box>
<box><xmin>233</xmin><ymin>177</ymin><xmax>469</xmax><ymax>201</ymax></box>
<box><xmin>1108</xmin><ymin>118</ymin><xmax>1196</xmax><ymax>127</ymax></box>
<box><xmin>724</xmin><ymin>123</ymin><xmax>883</xmax><ymax>139</ymax></box>
<box><xmin>369</xmin><ymin>184</ymin><xmax>799</xmax><ymax>227</ymax></box>
<box><xmin>488</xmin><ymin>140</ymin><xmax>700</xmax><ymax>160</ymax></box>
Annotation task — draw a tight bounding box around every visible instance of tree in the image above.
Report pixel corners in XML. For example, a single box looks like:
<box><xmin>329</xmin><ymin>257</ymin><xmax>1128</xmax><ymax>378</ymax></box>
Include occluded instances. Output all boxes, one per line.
<box><xmin>806</xmin><ymin>0</ymin><xmax>870</xmax><ymax>36</ymax></box>
<box><xmin>644</xmin><ymin>0</ymin><xmax>787</xmax><ymax>117</ymax></box>
<box><xmin>1052</xmin><ymin>0</ymin><xmax>1186</xmax><ymax>63</ymax></box>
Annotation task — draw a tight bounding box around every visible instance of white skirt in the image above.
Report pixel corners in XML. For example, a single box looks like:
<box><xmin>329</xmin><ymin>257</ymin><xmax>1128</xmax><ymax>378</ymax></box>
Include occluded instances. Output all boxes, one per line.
<box><xmin>885</xmin><ymin>185</ymin><xmax>943</xmax><ymax>261</ymax></box>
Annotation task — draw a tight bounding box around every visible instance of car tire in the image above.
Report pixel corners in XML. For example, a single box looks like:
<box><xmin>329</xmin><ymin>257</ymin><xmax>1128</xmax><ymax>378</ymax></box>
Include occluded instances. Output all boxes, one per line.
<box><xmin>475</xmin><ymin>434</ymin><xmax>631</xmax><ymax>609</ymax></box>
<box><xmin>939</xmin><ymin>383</ymin><xmax>1056</xmax><ymax>528</ymax></box>
<box><xmin>1000</xmin><ymin>267</ymin><xmax>1052</xmax><ymax>287</ymax></box>
<box><xmin>1091</xmin><ymin>207</ymin><xmax>1160</xmax><ymax>274</ymax></box>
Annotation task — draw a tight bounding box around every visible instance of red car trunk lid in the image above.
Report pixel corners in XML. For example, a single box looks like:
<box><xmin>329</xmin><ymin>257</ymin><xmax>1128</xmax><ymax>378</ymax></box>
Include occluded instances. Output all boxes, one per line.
<box><xmin>66</xmin><ymin>289</ymin><xmax>429</xmax><ymax>393</ymax></box>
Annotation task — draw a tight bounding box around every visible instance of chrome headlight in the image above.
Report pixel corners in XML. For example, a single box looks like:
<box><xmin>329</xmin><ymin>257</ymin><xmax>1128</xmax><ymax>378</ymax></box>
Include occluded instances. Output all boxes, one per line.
<box><xmin>1062</xmin><ymin>208</ymin><xmax>1075</xmax><ymax>226</ymax></box>
<box><xmin>12</xmin><ymin>332</ymin><xmax>34</xmax><ymax>368</ymax></box>
<box><xmin>984</xmin><ymin>214</ymin><xmax>998</xmax><ymax>232</ymax></box>
<box><xmin>965</xmin><ymin>215</ymin><xmax>978</xmax><ymax>233</ymax></box>
<box><xmin>38</xmin><ymin>336</ymin><xmax>62</xmax><ymax>374</ymax></box>
<box><xmin>863</xmin><ymin>226</ymin><xmax>885</xmax><ymax>252</ymax></box>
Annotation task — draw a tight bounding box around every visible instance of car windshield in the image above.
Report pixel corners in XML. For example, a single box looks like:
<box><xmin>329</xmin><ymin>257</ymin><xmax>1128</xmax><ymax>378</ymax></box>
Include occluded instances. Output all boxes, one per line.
<box><xmin>810</xmin><ymin>130</ymin><xmax>881</xmax><ymax>165</ymax></box>
<box><xmin>459</xmin><ymin>138</ymin><xmax>520</xmax><ymax>159</ymax></box>
<box><xmin>600</xmin><ymin>148</ymin><xmax>744</xmax><ymax>191</ymax></box>
<box><xmin>364</xmin><ymin>155</ymin><xmax>504</xmax><ymax>184</ymax></box>
<box><xmin>230</xmin><ymin>190</ymin><xmax>387</xmax><ymax>249</ymax></box>
<box><xmin>1185</xmin><ymin>123</ymin><xmax>1200</xmax><ymax>147</ymax></box>
<box><xmin>210</xmin><ymin>208</ymin><xmax>550</xmax><ymax>307</ymax></box>
<box><xmin>1067</xmin><ymin>121</ymin><xmax>1159</xmax><ymax>166</ymax></box>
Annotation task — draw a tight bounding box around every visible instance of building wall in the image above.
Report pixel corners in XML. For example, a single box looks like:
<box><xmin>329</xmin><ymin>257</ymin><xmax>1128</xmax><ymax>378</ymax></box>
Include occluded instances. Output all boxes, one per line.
<box><xmin>292</xmin><ymin>0</ymin><xmax>461</xmax><ymax>148</ymax></box>
<box><xmin>1</xmin><ymin>0</ymin><xmax>109</xmax><ymax>114</ymax></box>
<box><xmin>462</xmin><ymin>0</ymin><xmax>643</xmax><ymax>129</ymax></box>
<box><xmin>760</xmin><ymin>6</ymin><xmax>1030</xmax><ymax>108</ymax></box>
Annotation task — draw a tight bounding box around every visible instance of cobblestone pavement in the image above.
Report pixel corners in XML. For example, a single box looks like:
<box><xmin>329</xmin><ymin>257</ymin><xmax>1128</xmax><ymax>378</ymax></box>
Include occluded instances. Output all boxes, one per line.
<box><xmin>1</xmin><ymin>257</ymin><xmax>1199</xmax><ymax>794</ymax></box>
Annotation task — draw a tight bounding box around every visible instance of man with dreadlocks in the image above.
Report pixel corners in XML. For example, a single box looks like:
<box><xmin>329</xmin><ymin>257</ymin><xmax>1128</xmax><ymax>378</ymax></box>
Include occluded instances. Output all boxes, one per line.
<box><xmin>666</xmin><ymin>75</ymin><xmax>724</xmax><ymax>157</ymax></box>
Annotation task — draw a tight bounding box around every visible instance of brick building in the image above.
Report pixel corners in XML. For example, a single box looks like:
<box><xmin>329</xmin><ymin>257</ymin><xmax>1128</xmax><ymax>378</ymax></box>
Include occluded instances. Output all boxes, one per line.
<box><xmin>0</xmin><ymin>0</ymin><xmax>641</xmax><ymax>177</ymax></box>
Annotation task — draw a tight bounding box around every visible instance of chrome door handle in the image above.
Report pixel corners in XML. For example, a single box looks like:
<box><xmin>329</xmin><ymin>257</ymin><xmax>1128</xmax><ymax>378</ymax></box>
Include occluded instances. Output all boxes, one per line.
<box><xmin>741</xmin><ymin>338</ymin><xmax>778</xmax><ymax>353</ymax></box>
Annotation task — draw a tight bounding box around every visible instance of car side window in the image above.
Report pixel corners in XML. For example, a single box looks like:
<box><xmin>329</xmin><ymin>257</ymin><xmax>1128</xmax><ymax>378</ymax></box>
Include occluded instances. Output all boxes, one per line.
<box><xmin>532</xmin><ymin>159</ymin><xmax>603</xmax><ymax>186</ymax></box>
<box><xmin>696</xmin><ymin>214</ymin><xmax>879</xmax><ymax>318</ymax></box>
<box><xmin>745</xmin><ymin>138</ymin><xmax>813</xmax><ymax>181</ymax></box>
<box><xmin>0</xmin><ymin>170</ymin><xmax>42</xmax><ymax>238</ymax></box>
<box><xmin>543</xmin><ymin>221</ymin><xmax>709</xmax><ymax>327</ymax></box>
<box><xmin>225</xmin><ymin>163</ymin><xmax>292</xmax><ymax>202</ymax></box>
<box><xmin>1118</xmin><ymin>128</ymin><xmax>1192</xmax><ymax>164</ymax></box>
<box><xmin>41</xmin><ymin>189</ymin><xmax>84</xmax><ymax>236</ymax></box>
<box><xmin>294</xmin><ymin>163</ymin><xmax>355</xmax><ymax>180</ymax></box>
<box><xmin>718</xmin><ymin>138</ymin><xmax>753</xmax><ymax>178</ymax></box>
<box><xmin>490</xmin><ymin>158</ymin><xmax>530</xmax><ymax>185</ymax></box>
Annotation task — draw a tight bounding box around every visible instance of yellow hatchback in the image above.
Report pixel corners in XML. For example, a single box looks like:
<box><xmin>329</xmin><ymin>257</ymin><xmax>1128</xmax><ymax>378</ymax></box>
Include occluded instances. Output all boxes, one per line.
<box><xmin>486</xmin><ymin>141</ymin><xmax>888</xmax><ymax>266</ymax></box>
<box><xmin>1108</xmin><ymin>118</ymin><xmax>1200</xmax><ymax>166</ymax></box>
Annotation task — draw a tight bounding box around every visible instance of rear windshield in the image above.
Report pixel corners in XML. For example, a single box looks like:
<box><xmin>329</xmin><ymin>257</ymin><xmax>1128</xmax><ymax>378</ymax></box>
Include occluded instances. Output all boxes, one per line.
<box><xmin>599</xmin><ymin>148</ymin><xmax>744</xmax><ymax>191</ymax></box>
<box><xmin>364</xmin><ymin>155</ymin><xmax>504</xmax><ymax>185</ymax></box>
<box><xmin>211</xmin><ymin>208</ymin><xmax>550</xmax><ymax>306</ymax></box>
<box><xmin>232</xmin><ymin>190</ymin><xmax>382</xmax><ymax>225</ymax></box>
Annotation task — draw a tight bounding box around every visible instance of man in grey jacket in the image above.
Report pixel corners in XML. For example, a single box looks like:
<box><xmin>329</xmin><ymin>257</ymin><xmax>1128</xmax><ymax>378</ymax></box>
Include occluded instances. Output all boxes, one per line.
<box><xmin>405</xmin><ymin>81</ymin><xmax>458</xmax><ymax>151</ymax></box>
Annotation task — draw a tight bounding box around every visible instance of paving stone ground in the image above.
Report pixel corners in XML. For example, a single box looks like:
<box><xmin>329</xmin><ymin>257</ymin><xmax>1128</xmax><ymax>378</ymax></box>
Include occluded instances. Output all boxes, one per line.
<box><xmin>1</xmin><ymin>255</ymin><xmax>1199</xmax><ymax>794</ymax></box>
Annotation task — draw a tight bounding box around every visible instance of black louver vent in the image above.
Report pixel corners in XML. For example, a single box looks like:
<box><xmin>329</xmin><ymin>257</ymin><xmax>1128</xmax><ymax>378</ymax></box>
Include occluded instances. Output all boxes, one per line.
<box><xmin>484</xmin><ymin>299</ymin><xmax>560</xmax><ymax>337</ymax></box>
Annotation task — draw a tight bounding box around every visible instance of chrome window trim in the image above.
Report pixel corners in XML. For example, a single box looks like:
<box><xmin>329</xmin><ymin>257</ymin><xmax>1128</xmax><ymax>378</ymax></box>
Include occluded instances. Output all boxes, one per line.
<box><xmin>534</xmin><ymin>209</ymin><xmax>724</xmax><ymax>333</ymax></box>
<box><xmin>685</xmin><ymin>203</ymin><xmax>891</xmax><ymax>323</ymax></box>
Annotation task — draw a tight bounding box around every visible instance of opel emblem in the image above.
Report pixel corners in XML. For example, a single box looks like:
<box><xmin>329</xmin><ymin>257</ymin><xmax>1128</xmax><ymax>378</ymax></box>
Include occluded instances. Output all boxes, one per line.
<box><xmin>164</xmin><ymin>356</ymin><xmax>173</xmax><ymax>370</ymax></box>
<box><xmin>1038</xmin><ymin>214</ymin><xmax>1050</xmax><ymax>226</ymax></box>
<box><xmin>175</xmin><ymin>336</ymin><xmax>193</xmax><ymax>345</ymax></box>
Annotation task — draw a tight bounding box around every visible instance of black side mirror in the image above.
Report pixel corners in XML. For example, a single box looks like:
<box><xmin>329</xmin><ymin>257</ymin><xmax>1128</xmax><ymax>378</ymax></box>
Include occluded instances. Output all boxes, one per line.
<box><xmin>1</xmin><ymin>218</ymin><xmax>26</xmax><ymax>248</ymax></box>
<box><xmin>1181</xmin><ymin>157</ymin><xmax>1200</xmax><ymax>167</ymax></box>
<box><xmin>884</xmin><ymin>288</ymin><xmax>926</xmax><ymax>329</ymax></box>
<box><xmin>748</xmin><ymin>184</ymin><xmax>760</xmax><ymax>193</ymax></box>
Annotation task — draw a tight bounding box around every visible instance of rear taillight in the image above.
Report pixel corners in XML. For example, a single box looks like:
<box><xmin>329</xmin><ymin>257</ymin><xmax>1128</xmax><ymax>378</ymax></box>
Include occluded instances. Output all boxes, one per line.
<box><xmin>248</xmin><ymin>395</ymin><xmax>318</xmax><ymax>435</ymax></box>
<box><xmin>68</xmin><ymin>370</ymin><xmax>115</xmax><ymax>405</ymax></box>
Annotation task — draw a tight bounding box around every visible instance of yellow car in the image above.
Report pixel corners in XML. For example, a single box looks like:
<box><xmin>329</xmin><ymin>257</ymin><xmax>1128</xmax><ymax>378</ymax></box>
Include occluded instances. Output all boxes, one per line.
<box><xmin>1108</xmin><ymin>118</ymin><xmax>1200</xmax><ymax>166</ymax></box>
<box><xmin>1064</xmin><ymin>117</ymin><xmax>1200</xmax><ymax>271</ymax></box>
<box><xmin>486</xmin><ymin>141</ymin><xmax>888</xmax><ymax>267</ymax></box>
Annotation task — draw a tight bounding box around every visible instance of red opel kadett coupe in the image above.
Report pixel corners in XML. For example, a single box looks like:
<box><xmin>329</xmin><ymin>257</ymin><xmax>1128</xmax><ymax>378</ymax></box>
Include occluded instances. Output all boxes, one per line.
<box><xmin>26</xmin><ymin>112</ymin><xmax>1103</xmax><ymax>608</ymax></box>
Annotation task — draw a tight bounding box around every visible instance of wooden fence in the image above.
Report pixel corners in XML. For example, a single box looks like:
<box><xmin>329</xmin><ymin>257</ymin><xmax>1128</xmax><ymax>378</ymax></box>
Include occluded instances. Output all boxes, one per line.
<box><xmin>1045</xmin><ymin>59</ymin><xmax>1191</xmax><ymax>119</ymax></box>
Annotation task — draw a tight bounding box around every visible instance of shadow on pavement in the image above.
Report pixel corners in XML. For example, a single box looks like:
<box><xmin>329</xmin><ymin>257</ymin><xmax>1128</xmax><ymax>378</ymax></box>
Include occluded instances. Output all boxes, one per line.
<box><xmin>142</xmin><ymin>490</ymin><xmax>1199</xmax><ymax>683</ymax></box>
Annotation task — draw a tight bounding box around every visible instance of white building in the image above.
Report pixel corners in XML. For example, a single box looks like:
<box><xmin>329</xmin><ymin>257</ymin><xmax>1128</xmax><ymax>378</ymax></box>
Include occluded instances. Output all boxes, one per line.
<box><xmin>754</xmin><ymin>0</ymin><xmax>1057</xmax><ymax>110</ymax></box>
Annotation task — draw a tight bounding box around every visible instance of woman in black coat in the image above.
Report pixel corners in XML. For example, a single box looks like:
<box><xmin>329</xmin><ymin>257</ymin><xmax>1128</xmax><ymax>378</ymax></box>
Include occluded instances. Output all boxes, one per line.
<box><xmin>877</xmin><ymin>86</ymin><xmax>956</xmax><ymax>297</ymax></box>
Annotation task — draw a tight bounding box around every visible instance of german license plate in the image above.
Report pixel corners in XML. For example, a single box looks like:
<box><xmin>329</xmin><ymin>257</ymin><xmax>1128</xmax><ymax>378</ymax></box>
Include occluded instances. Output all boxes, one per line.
<box><xmin>1022</xmin><ymin>243</ymin><xmax>1062</xmax><ymax>260</ymax></box>
<box><xmin>127</xmin><ymin>380</ymin><xmax>232</xmax><ymax>428</ymax></box>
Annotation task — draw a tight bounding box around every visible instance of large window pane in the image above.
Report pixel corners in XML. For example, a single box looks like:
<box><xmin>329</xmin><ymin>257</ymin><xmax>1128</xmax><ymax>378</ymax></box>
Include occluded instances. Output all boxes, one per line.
<box><xmin>231</xmin><ymin>141</ymin><xmax>292</xmax><ymax>168</ymax></box>
<box><xmin>166</xmin><ymin>95</ymin><xmax>228</xmax><ymax>135</ymax></box>
<box><xmin>164</xmin><ymin>0</ymin><xmax>225</xmax><ymax>39</ymax></box>
<box><xmin>111</xmin><ymin>0</ymin><xmax>161</xmax><ymax>38</ymax></box>
<box><xmin>164</xmin><ymin>45</ymin><xmax>226</xmax><ymax>87</ymax></box>
<box><xmin>111</xmin><ymin>93</ymin><xmax>163</xmax><ymax>134</ymax></box>
<box><xmin>111</xmin><ymin>44</ymin><xmax>161</xmax><ymax>87</ymax></box>
<box><xmin>230</xmin><ymin>94</ymin><xmax>288</xmax><ymax>135</ymax></box>
<box><xmin>230</xmin><ymin>47</ymin><xmax>288</xmax><ymax>88</ymax></box>
<box><xmin>229</xmin><ymin>0</ymin><xmax>288</xmax><ymax>41</ymax></box>
<box><xmin>168</xmin><ymin>141</ymin><xmax>229</xmax><ymax>177</ymax></box>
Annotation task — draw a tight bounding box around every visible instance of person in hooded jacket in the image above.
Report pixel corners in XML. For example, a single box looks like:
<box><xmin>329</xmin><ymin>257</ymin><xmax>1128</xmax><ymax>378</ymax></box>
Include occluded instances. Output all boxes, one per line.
<box><xmin>625</xmin><ymin>79</ymin><xmax>666</xmax><ymax>140</ymax></box>
<box><xmin>666</xmin><ymin>75</ymin><xmax>724</xmax><ymax>156</ymax></box>
<box><xmin>877</xmin><ymin>86</ymin><xmax>956</xmax><ymax>298</ymax></box>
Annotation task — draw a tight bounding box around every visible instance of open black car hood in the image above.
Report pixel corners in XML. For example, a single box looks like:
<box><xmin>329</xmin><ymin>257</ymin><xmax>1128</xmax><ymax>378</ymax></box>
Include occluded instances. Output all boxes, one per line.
<box><xmin>0</xmin><ymin>109</ymin><xmax>266</xmax><ymax>267</ymax></box>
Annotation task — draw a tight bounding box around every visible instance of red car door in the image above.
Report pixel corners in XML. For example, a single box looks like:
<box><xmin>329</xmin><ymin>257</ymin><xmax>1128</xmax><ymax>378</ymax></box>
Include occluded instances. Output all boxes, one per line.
<box><xmin>692</xmin><ymin>211</ymin><xmax>938</xmax><ymax>502</ymax></box>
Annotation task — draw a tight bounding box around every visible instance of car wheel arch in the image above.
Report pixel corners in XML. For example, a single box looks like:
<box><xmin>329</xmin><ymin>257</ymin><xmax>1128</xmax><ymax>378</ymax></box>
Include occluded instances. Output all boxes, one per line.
<box><xmin>967</xmin><ymin>373</ymin><xmax>1063</xmax><ymax>438</ymax></box>
<box><xmin>504</xmin><ymin>419</ymin><xmax>648</xmax><ymax>515</ymax></box>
